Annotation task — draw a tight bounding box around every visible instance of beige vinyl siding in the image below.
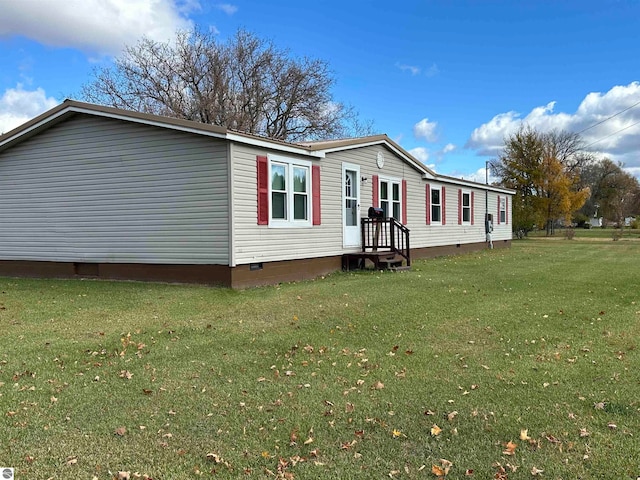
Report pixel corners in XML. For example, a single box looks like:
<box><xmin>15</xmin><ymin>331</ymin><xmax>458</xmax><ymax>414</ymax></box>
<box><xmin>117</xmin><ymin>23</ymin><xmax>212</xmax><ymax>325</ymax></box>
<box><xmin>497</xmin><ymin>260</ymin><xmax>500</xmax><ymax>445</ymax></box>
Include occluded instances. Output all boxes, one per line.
<box><xmin>0</xmin><ymin>115</ymin><xmax>230</xmax><ymax>264</ymax></box>
<box><xmin>232</xmin><ymin>143</ymin><xmax>342</xmax><ymax>264</ymax></box>
<box><xmin>231</xmin><ymin>142</ymin><xmax>512</xmax><ymax>264</ymax></box>
<box><xmin>490</xmin><ymin>192</ymin><xmax>513</xmax><ymax>240</ymax></box>
<box><xmin>232</xmin><ymin>143</ymin><xmax>425</xmax><ymax>264</ymax></box>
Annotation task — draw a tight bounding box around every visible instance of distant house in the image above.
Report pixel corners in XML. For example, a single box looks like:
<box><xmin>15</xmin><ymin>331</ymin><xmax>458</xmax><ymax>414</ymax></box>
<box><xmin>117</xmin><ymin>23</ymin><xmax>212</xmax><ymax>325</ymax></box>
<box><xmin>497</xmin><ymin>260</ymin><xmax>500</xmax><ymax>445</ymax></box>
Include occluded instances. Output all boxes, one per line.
<box><xmin>590</xmin><ymin>217</ymin><xmax>603</xmax><ymax>228</ymax></box>
<box><xmin>0</xmin><ymin>100</ymin><xmax>513</xmax><ymax>288</ymax></box>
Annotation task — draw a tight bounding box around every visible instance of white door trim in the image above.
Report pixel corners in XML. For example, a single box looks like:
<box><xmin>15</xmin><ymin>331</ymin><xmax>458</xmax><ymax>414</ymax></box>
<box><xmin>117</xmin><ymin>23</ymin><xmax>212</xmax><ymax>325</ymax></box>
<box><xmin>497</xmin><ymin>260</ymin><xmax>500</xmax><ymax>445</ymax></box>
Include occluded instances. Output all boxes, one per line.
<box><xmin>342</xmin><ymin>162</ymin><xmax>361</xmax><ymax>248</ymax></box>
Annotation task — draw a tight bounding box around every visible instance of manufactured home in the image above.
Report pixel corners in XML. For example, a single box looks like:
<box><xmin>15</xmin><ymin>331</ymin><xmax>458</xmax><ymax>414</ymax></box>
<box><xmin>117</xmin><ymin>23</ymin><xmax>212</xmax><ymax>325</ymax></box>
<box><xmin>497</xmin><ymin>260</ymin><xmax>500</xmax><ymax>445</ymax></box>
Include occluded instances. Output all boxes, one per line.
<box><xmin>0</xmin><ymin>100</ymin><xmax>513</xmax><ymax>288</ymax></box>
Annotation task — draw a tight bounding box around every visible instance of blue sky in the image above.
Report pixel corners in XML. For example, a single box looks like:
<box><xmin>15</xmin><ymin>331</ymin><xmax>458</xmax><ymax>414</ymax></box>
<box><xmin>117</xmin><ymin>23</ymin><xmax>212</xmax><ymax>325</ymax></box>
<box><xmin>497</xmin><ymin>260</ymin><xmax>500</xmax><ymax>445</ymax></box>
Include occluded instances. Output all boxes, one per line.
<box><xmin>1</xmin><ymin>0</ymin><xmax>639</xmax><ymax>181</ymax></box>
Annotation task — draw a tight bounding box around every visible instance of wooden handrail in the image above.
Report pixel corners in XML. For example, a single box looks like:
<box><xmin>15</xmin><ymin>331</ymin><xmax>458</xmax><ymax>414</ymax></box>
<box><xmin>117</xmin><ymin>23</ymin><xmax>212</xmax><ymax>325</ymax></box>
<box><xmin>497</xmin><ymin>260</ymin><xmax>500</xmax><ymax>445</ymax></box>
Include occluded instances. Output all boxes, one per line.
<box><xmin>361</xmin><ymin>217</ymin><xmax>411</xmax><ymax>266</ymax></box>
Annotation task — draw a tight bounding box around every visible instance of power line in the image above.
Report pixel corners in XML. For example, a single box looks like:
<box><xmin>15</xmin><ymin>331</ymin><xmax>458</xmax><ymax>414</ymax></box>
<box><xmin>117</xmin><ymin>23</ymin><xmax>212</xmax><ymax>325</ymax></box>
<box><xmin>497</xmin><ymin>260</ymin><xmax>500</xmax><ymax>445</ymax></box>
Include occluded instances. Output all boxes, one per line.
<box><xmin>576</xmin><ymin>99</ymin><xmax>640</xmax><ymax>135</ymax></box>
<box><xmin>583</xmin><ymin>119</ymin><xmax>640</xmax><ymax>150</ymax></box>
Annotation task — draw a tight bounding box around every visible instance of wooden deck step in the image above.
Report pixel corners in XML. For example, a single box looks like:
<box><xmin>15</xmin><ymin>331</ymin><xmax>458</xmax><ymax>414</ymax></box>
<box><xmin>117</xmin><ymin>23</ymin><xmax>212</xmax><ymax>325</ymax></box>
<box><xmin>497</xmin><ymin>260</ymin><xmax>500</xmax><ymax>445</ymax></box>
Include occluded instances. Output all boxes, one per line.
<box><xmin>343</xmin><ymin>252</ymin><xmax>410</xmax><ymax>271</ymax></box>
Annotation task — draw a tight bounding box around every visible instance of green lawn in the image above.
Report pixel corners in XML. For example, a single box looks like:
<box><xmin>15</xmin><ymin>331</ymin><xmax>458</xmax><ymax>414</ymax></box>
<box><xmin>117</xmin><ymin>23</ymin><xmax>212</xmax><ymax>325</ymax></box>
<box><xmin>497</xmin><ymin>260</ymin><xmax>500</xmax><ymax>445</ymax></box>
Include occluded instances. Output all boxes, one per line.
<box><xmin>528</xmin><ymin>227</ymin><xmax>640</xmax><ymax>240</ymax></box>
<box><xmin>1</xmin><ymin>239</ymin><xmax>640</xmax><ymax>479</ymax></box>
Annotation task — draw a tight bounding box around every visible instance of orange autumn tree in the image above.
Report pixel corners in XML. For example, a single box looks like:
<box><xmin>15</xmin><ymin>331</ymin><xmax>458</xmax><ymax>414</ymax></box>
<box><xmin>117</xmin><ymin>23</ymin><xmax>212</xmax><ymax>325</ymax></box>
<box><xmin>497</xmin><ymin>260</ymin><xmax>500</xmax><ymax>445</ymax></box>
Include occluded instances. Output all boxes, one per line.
<box><xmin>538</xmin><ymin>152</ymin><xmax>590</xmax><ymax>235</ymax></box>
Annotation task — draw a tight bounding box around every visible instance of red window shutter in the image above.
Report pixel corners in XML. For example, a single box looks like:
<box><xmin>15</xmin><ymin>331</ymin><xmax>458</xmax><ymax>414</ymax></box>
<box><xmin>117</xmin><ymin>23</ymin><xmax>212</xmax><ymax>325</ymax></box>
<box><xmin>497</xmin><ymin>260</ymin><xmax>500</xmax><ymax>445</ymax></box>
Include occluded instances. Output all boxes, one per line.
<box><xmin>257</xmin><ymin>155</ymin><xmax>268</xmax><ymax>225</ymax></box>
<box><xmin>312</xmin><ymin>165</ymin><xmax>321</xmax><ymax>225</ymax></box>
<box><xmin>505</xmin><ymin>197</ymin><xmax>509</xmax><ymax>224</ymax></box>
<box><xmin>425</xmin><ymin>184</ymin><xmax>431</xmax><ymax>225</ymax></box>
<box><xmin>471</xmin><ymin>191</ymin><xmax>475</xmax><ymax>225</ymax></box>
<box><xmin>372</xmin><ymin>175</ymin><xmax>379</xmax><ymax>207</ymax></box>
<box><xmin>442</xmin><ymin>186</ymin><xmax>446</xmax><ymax>225</ymax></box>
<box><xmin>497</xmin><ymin>195</ymin><xmax>501</xmax><ymax>225</ymax></box>
<box><xmin>458</xmin><ymin>189</ymin><xmax>462</xmax><ymax>225</ymax></box>
<box><xmin>401</xmin><ymin>179</ymin><xmax>408</xmax><ymax>224</ymax></box>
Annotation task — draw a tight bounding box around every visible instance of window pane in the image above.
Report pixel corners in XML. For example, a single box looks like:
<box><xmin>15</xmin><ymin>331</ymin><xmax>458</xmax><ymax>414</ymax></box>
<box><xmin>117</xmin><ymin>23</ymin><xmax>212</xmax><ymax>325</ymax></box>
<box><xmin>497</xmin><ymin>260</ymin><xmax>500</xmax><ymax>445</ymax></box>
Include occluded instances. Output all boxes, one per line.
<box><xmin>271</xmin><ymin>164</ymin><xmax>286</xmax><ymax>191</ymax></box>
<box><xmin>381</xmin><ymin>200</ymin><xmax>389</xmax><ymax>217</ymax></box>
<box><xmin>346</xmin><ymin>199</ymin><xmax>357</xmax><ymax>226</ymax></box>
<box><xmin>272</xmin><ymin>192</ymin><xmax>286</xmax><ymax>219</ymax></box>
<box><xmin>392</xmin><ymin>183</ymin><xmax>400</xmax><ymax>201</ymax></box>
<box><xmin>463</xmin><ymin>208</ymin><xmax>470</xmax><ymax>222</ymax></box>
<box><xmin>393</xmin><ymin>202</ymin><xmax>400</xmax><ymax>220</ymax></box>
<box><xmin>294</xmin><ymin>194</ymin><xmax>307</xmax><ymax>220</ymax></box>
<box><xmin>345</xmin><ymin>170</ymin><xmax>357</xmax><ymax>198</ymax></box>
<box><xmin>431</xmin><ymin>189</ymin><xmax>440</xmax><ymax>205</ymax></box>
<box><xmin>463</xmin><ymin>193</ymin><xmax>470</xmax><ymax>207</ymax></box>
<box><xmin>432</xmin><ymin>205</ymin><xmax>441</xmax><ymax>222</ymax></box>
<box><xmin>380</xmin><ymin>182</ymin><xmax>388</xmax><ymax>200</ymax></box>
<box><xmin>293</xmin><ymin>167</ymin><xmax>307</xmax><ymax>193</ymax></box>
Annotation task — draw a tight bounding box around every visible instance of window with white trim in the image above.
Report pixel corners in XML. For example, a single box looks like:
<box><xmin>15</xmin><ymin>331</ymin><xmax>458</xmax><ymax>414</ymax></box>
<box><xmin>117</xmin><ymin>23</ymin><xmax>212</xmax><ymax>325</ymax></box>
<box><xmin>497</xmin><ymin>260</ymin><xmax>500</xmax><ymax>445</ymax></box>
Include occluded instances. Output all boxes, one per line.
<box><xmin>499</xmin><ymin>197</ymin><xmax>506</xmax><ymax>224</ymax></box>
<box><xmin>431</xmin><ymin>186</ymin><xmax>442</xmax><ymax>223</ymax></box>
<box><xmin>380</xmin><ymin>177</ymin><xmax>402</xmax><ymax>220</ymax></box>
<box><xmin>269</xmin><ymin>155</ymin><xmax>312</xmax><ymax>227</ymax></box>
<box><xmin>462</xmin><ymin>191</ymin><xmax>471</xmax><ymax>223</ymax></box>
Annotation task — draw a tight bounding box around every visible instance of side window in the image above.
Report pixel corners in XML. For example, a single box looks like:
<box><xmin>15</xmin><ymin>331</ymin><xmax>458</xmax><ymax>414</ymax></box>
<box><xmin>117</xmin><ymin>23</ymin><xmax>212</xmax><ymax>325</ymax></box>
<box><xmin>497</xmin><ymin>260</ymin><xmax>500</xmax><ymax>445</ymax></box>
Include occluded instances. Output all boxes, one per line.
<box><xmin>431</xmin><ymin>187</ymin><xmax>441</xmax><ymax>223</ymax></box>
<box><xmin>268</xmin><ymin>155</ymin><xmax>312</xmax><ymax>227</ymax></box>
<box><xmin>379</xmin><ymin>178</ymin><xmax>402</xmax><ymax>220</ymax></box>
<box><xmin>462</xmin><ymin>192</ymin><xmax>471</xmax><ymax>223</ymax></box>
<box><xmin>499</xmin><ymin>197</ymin><xmax>506</xmax><ymax>224</ymax></box>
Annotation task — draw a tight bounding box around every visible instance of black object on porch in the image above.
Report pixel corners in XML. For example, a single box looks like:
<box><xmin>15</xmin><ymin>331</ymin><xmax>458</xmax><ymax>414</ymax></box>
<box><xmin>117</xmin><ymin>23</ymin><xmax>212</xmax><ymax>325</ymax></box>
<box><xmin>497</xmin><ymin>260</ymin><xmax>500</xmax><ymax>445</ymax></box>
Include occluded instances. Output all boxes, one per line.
<box><xmin>343</xmin><ymin>217</ymin><xmax>411</xmax><ymax>271</ymax></box>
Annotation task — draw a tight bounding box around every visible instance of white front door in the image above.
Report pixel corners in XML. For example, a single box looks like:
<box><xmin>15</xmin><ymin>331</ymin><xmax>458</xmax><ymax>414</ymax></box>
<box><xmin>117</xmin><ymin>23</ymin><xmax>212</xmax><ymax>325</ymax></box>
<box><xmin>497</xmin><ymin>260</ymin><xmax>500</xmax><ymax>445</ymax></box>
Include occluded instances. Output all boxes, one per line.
<box><xmin>342</xmin><ymin>163</ymin><xmax>360</xmax><ymax>247</ymax></box>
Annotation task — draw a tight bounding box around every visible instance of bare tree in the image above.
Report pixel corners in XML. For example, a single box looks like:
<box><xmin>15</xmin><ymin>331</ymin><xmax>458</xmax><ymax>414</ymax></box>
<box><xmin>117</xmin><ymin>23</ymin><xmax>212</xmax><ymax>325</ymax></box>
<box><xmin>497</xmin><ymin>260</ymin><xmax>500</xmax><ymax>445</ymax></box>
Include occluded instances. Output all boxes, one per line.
<box><xmin>580</xmin><ymin>159</ymin><xmax>640</xmax><ymax>226</ymax></box>
<box><xmin>81</xmin><ymin>29</ymin><xmax>372</xmax><ymax>141</ymax></box>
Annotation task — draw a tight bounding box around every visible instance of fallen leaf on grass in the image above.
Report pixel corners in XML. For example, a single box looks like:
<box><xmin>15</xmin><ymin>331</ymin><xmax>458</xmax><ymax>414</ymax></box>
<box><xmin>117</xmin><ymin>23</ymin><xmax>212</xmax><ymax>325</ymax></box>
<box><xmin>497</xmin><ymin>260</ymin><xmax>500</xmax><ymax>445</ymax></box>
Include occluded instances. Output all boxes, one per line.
<box><xmin>502</xmin><ymin>441</ymin><xmax>517</xmax><ymax>456</ymax></box>
<box><xmin>520</xmin><ymin>429</ymin><xmax>531</xmax><ymax>441</ymax></box>
<box><xmin>431</xmin><ymin>425</ymin><xmax>442</xmax><ymax>436</ymax></box>
<box><xmin>545</xmin><ymin>434</ymin><xmax>560</xmax><ymax>444</ymax></box>
<box><xmin>340</xmin><ymin>440</ymin><xmax>357</xmax><ymax>450</ymax></box>
<box><xmin>66</xmin><ymin>456</ymin><xmax>78</xmax><ymax>466</ymax></box>
<box><xmin>447</xmin><ymin>411</ymin><xmax>458</xmax><ymax>422</ymax></box>
<box><xmin>579</xmin><ymin>428</ymin><xmax>590</xmax><ymax>437</ymax></box>
<box><xmin>431</xmin><ymin>458</ymin><xmax>452</xmax><ymax>477</ymax></box>
<box><xmin>117</xmin><ymin>472</ymin><xmax>130</xmax><ymax>480</ymax></box>
<box><xmin>531</xmin><ymin>466</ymin><xmax>544</xmax><ymax>475</ymax></box>
<box><xmin>114</xmin><ymin>426</ymin><xmax>127</xmax><ymax>436</ymax></box>
<box><xmin>392</xmin><ymin>429</ymin><xmax>402</xmax><ymax>438</ymax></box>
<box><xmin>372</xmin><ymin>381</ymin><xmax>385</xmax><ymax>390</ymax></box>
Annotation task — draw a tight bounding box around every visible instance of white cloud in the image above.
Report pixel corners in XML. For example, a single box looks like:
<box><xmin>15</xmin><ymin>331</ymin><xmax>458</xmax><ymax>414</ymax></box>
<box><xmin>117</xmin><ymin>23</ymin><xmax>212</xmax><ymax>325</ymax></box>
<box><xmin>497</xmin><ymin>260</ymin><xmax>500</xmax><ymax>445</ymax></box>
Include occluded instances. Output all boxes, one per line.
<box><xmin>408</xmin><ymin>147</ymin><xmax>436</xmax><ymax>171</ymax></box>
<box><xmin>442</xmin><ymin>143</ymin><xmax>455</xmax><ymax>154</ymax></box>
<box><xmin>466</xmin><ymin>82</ymin><xmax>640</xmax><ymax>170</ymax></box>
<box><xmin>215</xmin><ymin>3</ymin><xmax>238</xmax><ymax>15</ymax></box>
<box><xmin>396</xmin><ymin>63</ymin><xmax>421</xmax><ymax>75</ymax></box>
<box><xmin>0</xmin><ymin>0</ymin><xmax>196</xmax><ymax>57</ymax></box>
<box><xmin>0</xmin><ymin>85</ymin><xmax>59</xmax><ymax>134</ymax></box>
<box><xmin>413</xmin><ymin>118</ymin><xmax>438</xmax><ymax>142</ymax></box>
<box><xmin>425</xmin><ymin>63</ymin><xmax>440</xmax><ymax>78</ymax></box>
<box><xmin>409</xmin><ymin>146</ymin><xmax>429</xmax><ymax>162</ymax></box>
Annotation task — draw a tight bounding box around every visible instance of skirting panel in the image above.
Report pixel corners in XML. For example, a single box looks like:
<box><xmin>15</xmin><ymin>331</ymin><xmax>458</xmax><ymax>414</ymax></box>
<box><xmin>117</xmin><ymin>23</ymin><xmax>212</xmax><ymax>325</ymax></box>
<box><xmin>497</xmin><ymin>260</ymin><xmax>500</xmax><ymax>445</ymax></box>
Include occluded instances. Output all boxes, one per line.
<box><xmin>0</xmin><ymin>256</ymin><xmax>344</xmax><ymax>289</ymax></box>
<box><xmin>0</xmin><ymin>260</ymin><xmax>231</xmax><ymax>286</ymax></box>
<box><xmin>0</xmin><ymin>243</ymin><xmax>508</xmax><ymax>288</ymax></box>
<box><xmin>230</xmin><ymin>256</ymin><xmax>343</xmax><ymax>289</ymax></box>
